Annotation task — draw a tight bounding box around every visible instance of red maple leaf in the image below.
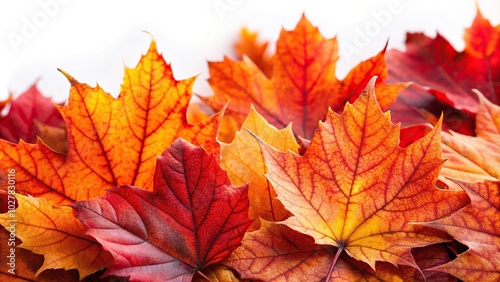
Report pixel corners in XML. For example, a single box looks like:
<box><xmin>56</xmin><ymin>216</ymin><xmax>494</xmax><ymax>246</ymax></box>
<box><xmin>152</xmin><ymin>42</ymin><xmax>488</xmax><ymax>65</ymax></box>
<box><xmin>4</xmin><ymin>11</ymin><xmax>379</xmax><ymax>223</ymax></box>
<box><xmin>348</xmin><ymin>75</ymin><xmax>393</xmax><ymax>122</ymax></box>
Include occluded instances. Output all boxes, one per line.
<box><xmin>386</xmin><ymin>8</ymin><xmax>499</xmax><ymax>135</ymax></box>
<box><xmin>73</xmin><ymin>139</ymin><xmax>252</xmax><ymax>281</ymax></box>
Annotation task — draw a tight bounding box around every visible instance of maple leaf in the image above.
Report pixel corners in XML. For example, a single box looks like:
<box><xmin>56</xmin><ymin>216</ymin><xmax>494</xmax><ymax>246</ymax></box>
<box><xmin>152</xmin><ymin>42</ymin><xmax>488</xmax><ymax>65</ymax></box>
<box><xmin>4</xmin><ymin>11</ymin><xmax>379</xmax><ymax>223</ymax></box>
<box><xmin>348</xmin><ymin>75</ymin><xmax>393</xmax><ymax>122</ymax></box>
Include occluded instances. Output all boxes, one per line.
<box><xmin>0</xmin><ymin>40</ymin><xmax>221</xmax><ymax>205</ymax></box>
<box><xmin>0</xmin><ymin>229</ymin><xmax>125</xmax><ymax>282</ymax></box>
<box><xmin>0</xmin><ymin>40</ymin><xmax>221</xmax><ymax>278</ymax></box>
<box><xmin>225</xmin><ymin>219</ymin><xmax>450</xmax><ymax>281</ymax></box>
<box><xmin>440</xmin><ymin>92</ymin><xmax>500</xmax><ymax>182</ymax></box>
<box><xmin>0</xmin><ymin>83</ymin><xmax>65</xmax><ymax>144</ymax></box>
<box><xmin>387</xmin><ymin>87</ymin><xmax>477</xmax><ymax>136</ymax></box>
<box><xmin>0</xmin><ymin>228</ymin><xmax>100</xmax><ymax>282</ymax></box>
<box><xmin>73</xmin><ymin>139</ymin><xmax>251</xmax><ymax>281</ymax></box>
<box><xmin>202</xmin><ymin>15</ymin><xmax>408</xmax><ymax>139</ymax></box>
<box><xmin>221</xmin><ymin>106</ymin><xmax>298</xmax><ymax>230</ymax></box>
<box><xmin>421</xmin><ymin>180</ymin><xmax>500</xmax><ymax>282</ymax></box>
<box><xmin>0</xmin><ymin>195</ymin><xmax>112</xmax><ymax>280</ymax></box>
<box><xmin>233</xmin><ymin>28</ymin><xmax>273</xmax><ymax>77</ymax></box>
<box><xmin>256</xmin><ymin>78</ymin><xmax>469</xmax><ymax>278</ymax></box>
<box><xmin>387</xmin><ymin>8</ymin><xmax>500</xmax><ymax>115</ymax></box>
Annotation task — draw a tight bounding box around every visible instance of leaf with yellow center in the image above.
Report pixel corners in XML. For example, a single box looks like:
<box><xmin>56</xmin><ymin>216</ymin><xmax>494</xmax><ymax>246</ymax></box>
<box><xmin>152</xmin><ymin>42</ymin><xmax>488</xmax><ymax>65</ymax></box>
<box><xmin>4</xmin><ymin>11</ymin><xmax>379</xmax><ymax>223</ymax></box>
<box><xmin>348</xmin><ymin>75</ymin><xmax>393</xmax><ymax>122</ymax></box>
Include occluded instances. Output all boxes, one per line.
<box><xmin>258</xmin><ymin>77</ymin><xmax>469</xmax><ymax>277</ymax></box>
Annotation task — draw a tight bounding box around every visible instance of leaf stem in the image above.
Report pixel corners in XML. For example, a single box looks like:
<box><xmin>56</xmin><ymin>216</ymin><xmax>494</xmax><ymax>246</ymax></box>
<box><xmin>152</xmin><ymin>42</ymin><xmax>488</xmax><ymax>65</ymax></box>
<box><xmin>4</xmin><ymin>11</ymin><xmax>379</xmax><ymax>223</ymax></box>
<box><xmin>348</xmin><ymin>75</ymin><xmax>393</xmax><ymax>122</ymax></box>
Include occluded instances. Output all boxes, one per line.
<box><xmin>325</xmin><ymin>247</ymin><xmax>343</xmax><ymax>281</ymax></box>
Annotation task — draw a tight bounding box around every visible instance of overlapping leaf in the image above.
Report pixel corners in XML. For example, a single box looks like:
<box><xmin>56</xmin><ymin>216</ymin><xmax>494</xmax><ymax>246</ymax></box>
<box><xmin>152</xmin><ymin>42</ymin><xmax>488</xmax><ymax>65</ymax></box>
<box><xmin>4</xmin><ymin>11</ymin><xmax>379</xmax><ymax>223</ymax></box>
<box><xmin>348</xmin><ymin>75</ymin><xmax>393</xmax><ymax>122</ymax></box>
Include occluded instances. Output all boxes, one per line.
<box><xmin>0</xmin><ymin>40</ymin><xmax>221</xmax><ymax>278</ymax></box>
<box><xmin>233</xmin><ymin>28</ymin><xmax>273</xmax><ymax>77</ymax></box>
<box><xmin>221</xmin><ymin>106</ymin><xmax>298</xmax><ymax>230</ymax></box>
<box><xmin>225</xmin><ymin>219</ymin><xmax>451</xmax><ymax>281</ymax></box>
<box><xmin>202</xmin><ymin>15</ymin><xmax>407</xmax><ymax>139</ymax></box>
<box><xmin>0</xmin><ymin>83</ymin><xmax>65</xmax><ymax>144</ymax></box>
<box><xmin>194</xmin><ymin>265</ymin><xmax>242</xmax><ymax>282</ymax></box>
<box><xmin>422</xmin><ymin>180</ymin><xmax>500</xmax><ymax>281</ymax></box>
<box><xmin>0</xmin><ymin>40</ymin><xmax>221</xmax><ymax>205</ymax></box>
<box><xmin>187</xmin><ymin>101</ymin><xmax>238</xmax><ymax>143</ymax></box>
<box><xmin>35</xmin><ymin>121</ymin><xmax>68</xmax><ymax>153</ymax></box>
<box><xmin>411</xmin><ymin>244</ymin><xmax>457</xmax><ymax>281</ymax></box>
<box><xmin>441</xmin><ymin>92</ymin><xmax>500</xmax><ymax>182</ymax></box>
<box><xmin>258</xmin><ymin>78</ymin><xmax>469</xmax><ymax>276</ymax></box>
<box><xmin>0</xmin><ymin>195</ymin><xmax>112</xmax><ymax>280</ymax></box>
<box><xmin>387</xmin><ymin>9</ymin><xmax>500</xmax><ymax>115</ymax></box>
<box><xmin>0</xmin><ymin>228</ymin><xmax>88</xmax><ymax>282</ymax></box>
<box><xmin>225</xmin><ymin>218</ymin><xmax>338</xmax><ymax>281</ymax></box>
<box><xmin>0</xmin><ymin>7</ymin><xmax>497</xmax><ymax>281</ymax></box>
<box><xmin>73</xmin><ymin>139</ymin><xmax>251</xmax><ymax>281</ymax></box>
<box><xmin>387</xmin><ymin>87</ymin><xmax>477</xmax><ymax>135</ymax></box>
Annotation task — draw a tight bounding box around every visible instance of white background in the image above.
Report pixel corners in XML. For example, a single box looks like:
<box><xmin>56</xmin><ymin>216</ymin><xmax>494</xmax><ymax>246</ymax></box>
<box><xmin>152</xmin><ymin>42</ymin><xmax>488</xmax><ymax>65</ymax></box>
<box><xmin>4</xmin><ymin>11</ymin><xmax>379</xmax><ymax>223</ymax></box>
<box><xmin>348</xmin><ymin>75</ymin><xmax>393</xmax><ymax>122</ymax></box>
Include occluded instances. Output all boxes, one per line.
<box><xmin>0</xmin><ymin>0</ymin><xmax>499</xmax><ymax>103</ymax></box>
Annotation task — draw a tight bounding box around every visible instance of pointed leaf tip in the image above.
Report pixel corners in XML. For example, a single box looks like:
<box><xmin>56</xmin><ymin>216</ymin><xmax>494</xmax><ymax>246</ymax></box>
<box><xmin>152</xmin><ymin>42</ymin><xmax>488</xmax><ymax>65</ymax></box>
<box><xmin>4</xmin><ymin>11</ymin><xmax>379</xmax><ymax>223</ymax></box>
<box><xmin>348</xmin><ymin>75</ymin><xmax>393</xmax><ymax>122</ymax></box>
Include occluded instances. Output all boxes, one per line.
<box><xmin>57</xmin><ymin>68</ymin><xmax>77</xmax><ymax>85</ymax></box>
<box><xmin>142</xmin><ymin>31</ymin><xmax>157</xmax><ymax>51</ymax></box>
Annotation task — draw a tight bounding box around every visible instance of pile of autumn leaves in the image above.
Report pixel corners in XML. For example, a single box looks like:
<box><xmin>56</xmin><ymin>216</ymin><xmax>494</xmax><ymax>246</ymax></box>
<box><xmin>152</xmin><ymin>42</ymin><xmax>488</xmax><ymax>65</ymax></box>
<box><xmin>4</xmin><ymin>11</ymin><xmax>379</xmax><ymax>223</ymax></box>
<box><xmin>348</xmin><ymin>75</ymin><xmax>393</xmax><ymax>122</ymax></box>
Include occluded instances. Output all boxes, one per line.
<box><xmin>0</xmin><ymin>10</ymin><xmax>499</xmax><ymax>282</ymax></box>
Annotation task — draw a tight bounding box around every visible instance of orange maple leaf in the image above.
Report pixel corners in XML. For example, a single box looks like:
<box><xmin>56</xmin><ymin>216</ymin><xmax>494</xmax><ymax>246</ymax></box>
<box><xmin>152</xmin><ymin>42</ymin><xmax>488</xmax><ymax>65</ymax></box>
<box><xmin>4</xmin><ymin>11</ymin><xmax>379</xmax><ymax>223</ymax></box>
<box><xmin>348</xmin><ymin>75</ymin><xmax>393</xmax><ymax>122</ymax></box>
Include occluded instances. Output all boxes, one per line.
<box><xmin>0</xmin><ymin>195</ymin><xmax>112</xmax><ymax>280</ymax></box>
<box><xmin>0</xmin><ymin>40</ymin><xmax>220</xmax><ymax>205</ymax></box>
<box><xmin>421</xmin><ymin>180</ymin><xmax>500</xmax><ymax>282</ymax></box>
<box><xmin>221</xmin><ymin>106</ymin><xmax>298</xmax><ymax>230</ymax></box>
<box><xmin>202</xmin><ymin>15</ymin><xmax>408</xmax><ymax>139</ymax></box>
<box><xmin>0</xmin><ymin>228</ymin><xmax>113</xmax><ymax>281</ymax></box>
<box><xmin>257</xmin><ymin>78</ymin><xmax>469</xmax><ymax>278</ymax></box>
<box><xmin>0</xmin><ymin>40</ymin><xmax>221</xmax><ymax>278</ymax></box>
